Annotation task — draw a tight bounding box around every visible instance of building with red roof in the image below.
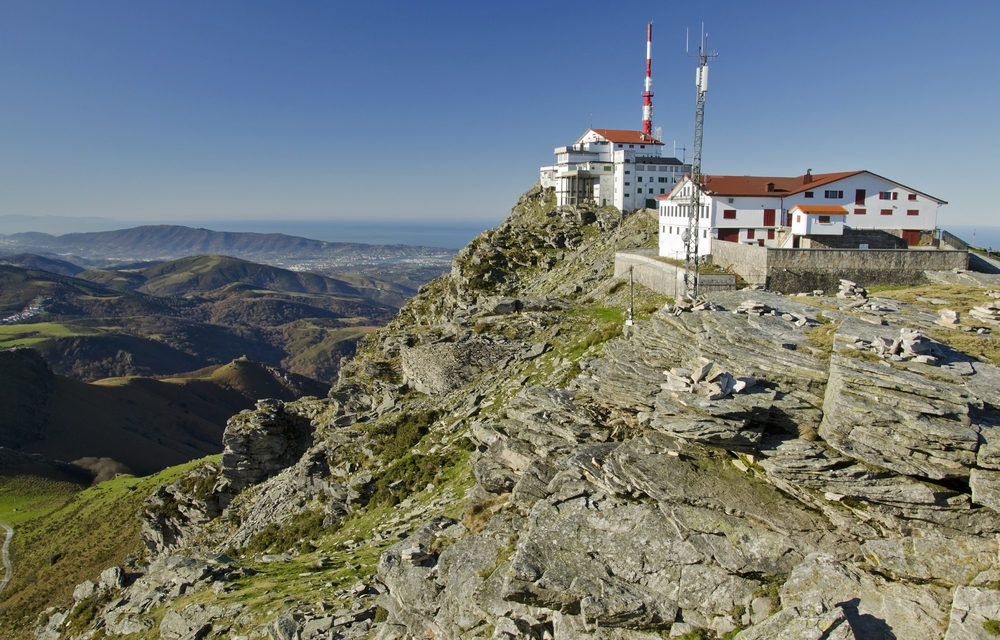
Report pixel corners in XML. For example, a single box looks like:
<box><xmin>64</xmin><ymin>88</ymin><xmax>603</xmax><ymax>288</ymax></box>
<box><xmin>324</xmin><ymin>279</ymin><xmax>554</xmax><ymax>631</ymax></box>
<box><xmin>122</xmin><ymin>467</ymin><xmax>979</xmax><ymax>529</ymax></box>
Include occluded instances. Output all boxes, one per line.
<box><xmin>540</xmin><ymin>128</ymin><xmax>689</xmax><ymax>213</ymax></box>
<box><xmin>656</xmin><ymin>170</ymin><xmax>947</xmax><ymax>259</ymax></box>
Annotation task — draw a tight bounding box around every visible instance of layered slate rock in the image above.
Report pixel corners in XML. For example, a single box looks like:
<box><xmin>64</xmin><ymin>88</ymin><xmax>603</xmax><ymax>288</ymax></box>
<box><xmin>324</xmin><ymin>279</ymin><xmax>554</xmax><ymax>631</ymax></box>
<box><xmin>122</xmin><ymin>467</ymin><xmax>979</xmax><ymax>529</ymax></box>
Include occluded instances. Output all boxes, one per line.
<box><xmin>819</xmin><ymin>351</ymin><xmax>978</xmax><ymax>480</ymax></box>
<box><xmin>401</xmin><ymin>337</ymin><xmax>520</xmax><ymax>395</ymax></box>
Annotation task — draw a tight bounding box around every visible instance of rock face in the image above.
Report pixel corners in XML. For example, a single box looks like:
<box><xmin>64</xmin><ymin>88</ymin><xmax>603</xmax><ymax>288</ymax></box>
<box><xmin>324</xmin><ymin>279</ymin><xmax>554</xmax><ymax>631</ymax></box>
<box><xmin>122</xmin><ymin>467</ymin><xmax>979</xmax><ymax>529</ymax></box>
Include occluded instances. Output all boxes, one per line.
<box><xmin>401</xmin><ymin>337</ymin><xmax>520</xmax><ymax>395</ymax></box>
<box><xmin>39</xmin><ymin>187</ymin><xmax>1000</xmax><ymax>640</ymax></box>
<box><xmin>217</xmin><ymin>398</ymin><xmax>315</xmax><ymax>496</ymax></box>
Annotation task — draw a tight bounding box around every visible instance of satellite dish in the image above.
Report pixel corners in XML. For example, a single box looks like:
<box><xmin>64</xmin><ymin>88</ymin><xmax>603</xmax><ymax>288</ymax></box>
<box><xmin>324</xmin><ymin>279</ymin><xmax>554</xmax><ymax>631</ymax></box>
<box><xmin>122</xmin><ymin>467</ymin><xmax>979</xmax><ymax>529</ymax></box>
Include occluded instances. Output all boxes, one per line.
<box><xmin>682</xmin><ymin>230</ymin><xmax>691</xmax><ymax>243</ymax></box>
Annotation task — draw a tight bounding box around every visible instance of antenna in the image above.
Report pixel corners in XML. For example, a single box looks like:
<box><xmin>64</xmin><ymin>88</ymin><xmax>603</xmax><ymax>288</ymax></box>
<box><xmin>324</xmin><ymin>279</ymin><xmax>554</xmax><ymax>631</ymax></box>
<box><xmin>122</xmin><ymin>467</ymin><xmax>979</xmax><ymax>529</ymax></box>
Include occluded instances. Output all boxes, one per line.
<box><xmin>642</xmin><ymin>22</ymin><xmax>654</xmax><ymax>136</ymax></box>
<box><xmin>682</xmin><ymin>23</ymin><xmax>719</xmax><ymax>298</ymax></box>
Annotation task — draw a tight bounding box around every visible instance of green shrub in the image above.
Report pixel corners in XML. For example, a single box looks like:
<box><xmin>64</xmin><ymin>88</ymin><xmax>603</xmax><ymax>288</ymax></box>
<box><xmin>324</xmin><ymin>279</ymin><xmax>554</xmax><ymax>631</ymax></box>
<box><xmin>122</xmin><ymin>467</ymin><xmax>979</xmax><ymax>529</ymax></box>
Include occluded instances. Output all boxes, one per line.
<box><xmin>244</xmin><ymin>508</ymin><xmax>326</xmax><ymax>555</ymax></box>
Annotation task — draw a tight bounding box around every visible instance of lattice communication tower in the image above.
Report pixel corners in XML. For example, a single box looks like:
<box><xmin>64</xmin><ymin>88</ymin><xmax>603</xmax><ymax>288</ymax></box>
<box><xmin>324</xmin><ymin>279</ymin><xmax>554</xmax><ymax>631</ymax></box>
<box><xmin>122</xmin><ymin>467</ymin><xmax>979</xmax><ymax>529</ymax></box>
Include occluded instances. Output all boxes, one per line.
<box><xmin>683</xmin><ymin>25</ymin><xmax>718</xmax><ymax>297</ymax></box>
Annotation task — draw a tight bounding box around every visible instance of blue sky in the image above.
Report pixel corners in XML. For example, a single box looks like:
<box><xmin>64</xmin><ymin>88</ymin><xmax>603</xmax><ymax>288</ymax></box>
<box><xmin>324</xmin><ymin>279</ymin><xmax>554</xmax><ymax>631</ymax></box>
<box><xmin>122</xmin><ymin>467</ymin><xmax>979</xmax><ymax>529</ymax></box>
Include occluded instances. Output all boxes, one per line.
<box><xmin>1</xmin><ymin>0</ymin><xmax>997</xmax><ymax>228</ymax></box>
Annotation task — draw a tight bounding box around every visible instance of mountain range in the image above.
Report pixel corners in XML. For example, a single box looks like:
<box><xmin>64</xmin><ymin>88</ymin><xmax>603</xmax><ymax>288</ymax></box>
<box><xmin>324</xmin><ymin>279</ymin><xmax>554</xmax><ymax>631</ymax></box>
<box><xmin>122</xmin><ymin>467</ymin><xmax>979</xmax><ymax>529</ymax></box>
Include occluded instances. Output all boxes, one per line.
<box><xmin>0</xmin><ymin>224</ymin><xmax>456</xmax><ymax>266</ymax></box>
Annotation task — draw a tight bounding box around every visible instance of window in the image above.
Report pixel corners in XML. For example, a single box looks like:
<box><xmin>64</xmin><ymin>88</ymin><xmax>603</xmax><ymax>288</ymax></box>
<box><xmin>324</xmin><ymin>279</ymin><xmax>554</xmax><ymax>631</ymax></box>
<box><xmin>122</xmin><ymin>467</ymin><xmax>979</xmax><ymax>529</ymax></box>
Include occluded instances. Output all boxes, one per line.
<box><xmin>723</xmin><ymin>209</ymin><xmax>736</xmax><ymax>219</ymax></box>
<box><xmin>881</xmin><ymin>209</ymin><xmax>892</xmax><ymax>216</ymax></box>
<box><xmin>617</xmin><ymin>144</ymin><xmax>623</xmax><ymax>148</ymax></box>
<box><xmin>763</xmin><ymin>209</ymin><xmax>776</xmax><ymax>226</ymax></box>
<box><xmin>879</xmin><ymin>191</ymin><xmax>895</xmax><ymax>200</ymax></box>
<box><xmin>660</xmin><ymin>189</ymin><xmax>665</xmax><ymax>194</ymax></box>
<box><xmin>855</xmin><ymin>208</ymin><xmax>866</xmax><ymax>215</ymax></box>
<box><xmin>629</xmin><ymin>144</ymin><xmax>634</xmax><ymax>148</ymax></box>
<box><xmin>804</xmin><ymin>191</ymin><xmax>814</xmax><ymax>198</ymax></box>
<box><xmin>649</xmin><ymin>188</ymin><xmax>654</xmax><ymax>194</ymax></box>
<box><xmin>855</xmin><ymin>189</ymin><xmax>866</xmax><ymax>205</ymax></box>
<box><xmin>624</xmin><ymin>170</ymin><xmax>631</xmax><ymax>174</ymax></box>
<box><xmin>824</xmin><ymin>190</ymin><xmax>844</xmax><ymax>199</ymax></box>
<box><xmin>747</xmin><ymin>229</ymin><xmax>755</xmax><ymax>239</ymax></box>
<box><xmin>767</xmin><ymin>229</ymin><xmax>775</xmax><ymax>240</ymax></box>
<box><xmin>624</xmin><ymin>182</ymin><xmax>630</xmax><ymax>186</ymax></box>
<box><xmin>818</xmin><ymin>215</ymin><xmax>831</xmax><ymax>223</ymax></box>
<box><xmin>907</xmin><ymin>209</ymin><xmax>919</xmax><ymax>216</ymax></box>
<box><xmin>640</xmin><ymin>144</ymin><xmax>646</xmax><ymax>148</ymax></box>
<box><xmin>604</xmin><ymin>166</ymin><xmax>612</xmax><ymax>171</ymax></box>
<box><xmin>637</xmin><ymin>177</ymin><xmax>643</xmax><ymax>182</ymax></box>
<box><xmin>796</xmin><ymin>215</ymin><xmax>801</xmax><ymax>222</ymax></box>
<box><xmin>908</xmin><ymin>194</ymin><xmax>917</xmax><ymax>201</ymax></box>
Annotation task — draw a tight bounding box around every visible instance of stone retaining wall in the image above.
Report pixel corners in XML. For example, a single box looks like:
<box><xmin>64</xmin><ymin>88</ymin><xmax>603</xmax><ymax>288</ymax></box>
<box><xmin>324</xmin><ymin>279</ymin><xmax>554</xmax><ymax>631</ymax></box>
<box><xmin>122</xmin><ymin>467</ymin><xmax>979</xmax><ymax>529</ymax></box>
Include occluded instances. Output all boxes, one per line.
<box><xmin>712</xmin><ymin>240</ymin><xmax>968</xmax><ymax>293</ymax></box>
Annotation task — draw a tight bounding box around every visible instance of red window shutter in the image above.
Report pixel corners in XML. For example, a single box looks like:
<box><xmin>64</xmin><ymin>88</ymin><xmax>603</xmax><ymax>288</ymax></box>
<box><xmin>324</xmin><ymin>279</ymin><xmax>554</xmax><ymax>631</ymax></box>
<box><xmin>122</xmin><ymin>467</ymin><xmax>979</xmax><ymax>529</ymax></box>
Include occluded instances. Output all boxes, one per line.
<box><xmin>723</xmin><ymin>209</ymin><xmax>736</xmax><ymax>219</ymax></box>
<box><xmin>747</xmin><ymin>228</ymin><xmax>755</xmax><ymax>239</ymax></box>
<box><xmin>758</xmin><ymin>239</ymin><xmax>765</xmax><ymax>246</ymax></box>
<box><xmin>907</xmin><ymin>209</ymin><xmax>919</xmax><ymax>216</ymax></box>
<box><xmin>881</xmin><ymin>209</ymin><xmax>892</xmax><ymax>216</ymax></box>
<box><xmin>855</xmin><ymin>189</ymin><xmax>866</xmax><ymax>205</ymax></box>
<box><xmin>854</xmin><ymin>208</ymin><xmax>866</xmax><ymax>215</ymax></box>
<box><xmin>763</xmin><ymin>209</ymin><xmax>776</xmax><ymax>226</ymax></box>
<box><xmin>767</xmin><ymin>229</ymin><xmax>775</xmax><ymax>240</ymax></box>
<box><xmin>908</xmin><ymin>194</ymin><xmax>917</xmax><ymax>201</ymax></box>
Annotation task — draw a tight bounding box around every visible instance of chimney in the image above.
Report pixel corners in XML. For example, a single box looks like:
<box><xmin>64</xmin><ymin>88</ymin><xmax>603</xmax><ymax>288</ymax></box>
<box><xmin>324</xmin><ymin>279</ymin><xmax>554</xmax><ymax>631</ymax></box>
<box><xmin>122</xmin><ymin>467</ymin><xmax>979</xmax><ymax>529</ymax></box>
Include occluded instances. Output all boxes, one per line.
<box><xmin>803</xmin><ymin>169</ymin><xmax>813</xmax><ymax>184</ymax></box>
<box><xmin>766</xmin><ymin>182</ymin><xmax>775</xmax><ymax>192</ymax></box>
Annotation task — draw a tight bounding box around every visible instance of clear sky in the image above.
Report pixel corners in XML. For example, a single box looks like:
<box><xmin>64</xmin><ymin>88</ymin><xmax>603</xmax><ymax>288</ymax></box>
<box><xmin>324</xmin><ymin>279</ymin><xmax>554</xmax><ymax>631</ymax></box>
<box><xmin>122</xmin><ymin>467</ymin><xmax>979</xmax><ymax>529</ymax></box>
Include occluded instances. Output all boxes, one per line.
<box><xmin>1</xmin><ymin>0</ymin><xmax>997</xmax><ymax>227</ymax></box>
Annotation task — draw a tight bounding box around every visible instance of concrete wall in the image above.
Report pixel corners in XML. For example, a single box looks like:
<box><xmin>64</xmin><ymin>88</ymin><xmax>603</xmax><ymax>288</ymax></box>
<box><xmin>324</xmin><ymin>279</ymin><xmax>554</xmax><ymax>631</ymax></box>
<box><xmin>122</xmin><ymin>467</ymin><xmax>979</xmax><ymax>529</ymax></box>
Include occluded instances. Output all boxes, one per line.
<box><xmin>614</xmin><ymin>249</ymin><xmax>681</xmax><ymax>298</ymax></box>
<box><xmin>710</xmin><ymin>241</ymin><xmax>769</xmax><ymax>285</ymax></box>
<box><xmin>614</xmin><ymin>250</ymin><xmax>735</xmax><ymax>298</ymax></box>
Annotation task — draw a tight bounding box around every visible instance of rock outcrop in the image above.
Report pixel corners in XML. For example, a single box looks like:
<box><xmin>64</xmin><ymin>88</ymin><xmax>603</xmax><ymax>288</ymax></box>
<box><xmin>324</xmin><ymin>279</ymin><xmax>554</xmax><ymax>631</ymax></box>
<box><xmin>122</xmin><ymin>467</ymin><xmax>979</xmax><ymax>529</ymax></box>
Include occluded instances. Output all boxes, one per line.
<box><xmin>35</xmin><ymin>187</ymin><xmax>1000</xmax><ymax>640</ymax></box>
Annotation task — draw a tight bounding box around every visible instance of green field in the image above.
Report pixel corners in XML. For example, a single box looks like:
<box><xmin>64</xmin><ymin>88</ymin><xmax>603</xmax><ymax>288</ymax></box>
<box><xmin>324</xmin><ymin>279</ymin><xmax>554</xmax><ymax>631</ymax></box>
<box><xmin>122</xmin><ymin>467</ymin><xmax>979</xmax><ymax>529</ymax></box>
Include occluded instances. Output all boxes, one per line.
<box><xmin>0</xmin><ymin>458</ymin><xmax>218</xmax><ymax>638</ymax></box>
<box><xmin>0</xmin><ymin>477</ymin><xmax>83</xmax><ymax>527</ymax></box>
<box><xmin>0</xmin><ymin>323</ymin><xmax>104</xmax><ymax>348</ymax></box>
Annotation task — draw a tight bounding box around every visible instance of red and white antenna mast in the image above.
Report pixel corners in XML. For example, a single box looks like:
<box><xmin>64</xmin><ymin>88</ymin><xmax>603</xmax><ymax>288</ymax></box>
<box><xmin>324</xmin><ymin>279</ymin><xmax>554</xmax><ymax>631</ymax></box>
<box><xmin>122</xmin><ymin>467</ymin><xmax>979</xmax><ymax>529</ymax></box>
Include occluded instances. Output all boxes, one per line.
<box><xmin>642</xmin><ymin>22</ymin><xmax>653</xmax><ymax>136</ymax></box>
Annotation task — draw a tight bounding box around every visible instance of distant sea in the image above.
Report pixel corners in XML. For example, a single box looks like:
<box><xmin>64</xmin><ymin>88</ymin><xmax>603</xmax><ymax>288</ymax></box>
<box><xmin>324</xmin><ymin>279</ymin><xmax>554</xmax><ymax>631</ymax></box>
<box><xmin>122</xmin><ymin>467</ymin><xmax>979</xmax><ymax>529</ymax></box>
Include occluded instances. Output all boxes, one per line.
<box><xmin>945</xmin><ymin>226</ymin><xmax>1000</xmax><ymax>251</ymax></box>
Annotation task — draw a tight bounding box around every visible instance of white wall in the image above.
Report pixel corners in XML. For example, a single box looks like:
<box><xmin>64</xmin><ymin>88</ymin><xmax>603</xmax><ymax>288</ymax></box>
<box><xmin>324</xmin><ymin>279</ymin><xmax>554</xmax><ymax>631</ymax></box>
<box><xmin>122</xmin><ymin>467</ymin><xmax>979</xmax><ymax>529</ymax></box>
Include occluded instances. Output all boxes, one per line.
<box><xmin>790</xmin><ymin>211</ymin><xmax>845</xmax><ymax>235</ymax></box>
<box><xmin>656</xmin><ymin>172</ymin><xmax>943</xmax><ymax>254</ymax></box>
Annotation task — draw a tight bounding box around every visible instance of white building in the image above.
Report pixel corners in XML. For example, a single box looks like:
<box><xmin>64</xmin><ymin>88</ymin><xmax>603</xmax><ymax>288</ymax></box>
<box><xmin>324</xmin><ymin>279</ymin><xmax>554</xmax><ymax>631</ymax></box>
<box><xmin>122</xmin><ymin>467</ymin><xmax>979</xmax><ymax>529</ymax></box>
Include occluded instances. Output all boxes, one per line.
<box><xmin>789</xmin><ymin>204</ymin><xmax>847</xmax><ymax>236</ymax></box>
<box><xmin>657</xmin><ymin>170</ymin><xmax>947</xmax><ymax>259</ymax></box>
<box><xmin>540</xmin><ymin>128</ymin><xmax>690</xmax><ymax>213</ymax></box>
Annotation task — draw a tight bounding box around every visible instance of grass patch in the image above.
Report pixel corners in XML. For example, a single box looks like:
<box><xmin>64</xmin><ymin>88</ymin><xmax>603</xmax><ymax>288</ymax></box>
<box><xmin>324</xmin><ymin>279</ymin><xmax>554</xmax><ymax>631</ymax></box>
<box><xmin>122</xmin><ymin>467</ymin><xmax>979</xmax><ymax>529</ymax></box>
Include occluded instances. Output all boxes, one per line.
<box><xmin>0</xmin><ymin>457</ymin><xmax>216</xmax><ymax>640</ymax></box>
<box><xmin>803</xmin><ymin>320</ymin><xmax>842</xmax><ymax>361</ymax></box>
<box><xmin>925</xmin><ymin>327</ymin><xmax>1000</xmax><ymax>367</ymax></box>
<box><xmin>985</xmin><ymin>619</ymin><xmax>1000</xmax><ymax>636</ymax></box>
<box><xmin>0</xmin><ymin>476</ymin><xmax>83</xmax><ymax>526</ymax></box>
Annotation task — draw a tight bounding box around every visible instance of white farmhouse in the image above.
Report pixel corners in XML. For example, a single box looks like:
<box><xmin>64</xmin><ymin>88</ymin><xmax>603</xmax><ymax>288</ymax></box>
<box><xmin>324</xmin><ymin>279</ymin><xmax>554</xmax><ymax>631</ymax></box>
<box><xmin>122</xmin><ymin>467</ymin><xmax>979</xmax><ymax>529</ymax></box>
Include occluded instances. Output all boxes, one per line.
<box><xmin>540</xmin><ymin>129</ymin><xmax>690</xmax><ymax>213</ymax></box>
<box><xmin>657</xmin><ymin>170</ymin><xmax>947</xmax><ymax>259</ymax></box>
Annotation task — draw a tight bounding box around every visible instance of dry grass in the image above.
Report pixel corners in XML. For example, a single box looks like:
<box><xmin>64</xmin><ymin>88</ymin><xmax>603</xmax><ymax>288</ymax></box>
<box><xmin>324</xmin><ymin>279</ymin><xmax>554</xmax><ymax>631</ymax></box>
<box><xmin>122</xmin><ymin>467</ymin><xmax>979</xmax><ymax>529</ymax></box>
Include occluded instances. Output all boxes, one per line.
<box><xmin>803</xmin><ymin>320</ymin><xmax>842</xmax><ymax>361</ymax></box>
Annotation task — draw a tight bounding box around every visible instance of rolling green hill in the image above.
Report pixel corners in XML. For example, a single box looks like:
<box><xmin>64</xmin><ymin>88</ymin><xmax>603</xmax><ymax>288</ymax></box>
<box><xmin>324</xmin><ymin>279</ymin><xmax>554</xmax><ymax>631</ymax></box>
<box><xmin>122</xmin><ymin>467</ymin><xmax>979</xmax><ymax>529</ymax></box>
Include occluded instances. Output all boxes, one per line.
<box><xmin>0</xmin><ymin>349</ymin><xmax>325</xmax><ymax>477</ymax></box>
<box><xmin>0</xmin><ymin>253</ymin><xmax>84</xmax><ymax>277</ymax></box>
<box><xmin>0</xmin><ymin>258</ymin><xmax>394</xmax><ymax>383</ymax></box>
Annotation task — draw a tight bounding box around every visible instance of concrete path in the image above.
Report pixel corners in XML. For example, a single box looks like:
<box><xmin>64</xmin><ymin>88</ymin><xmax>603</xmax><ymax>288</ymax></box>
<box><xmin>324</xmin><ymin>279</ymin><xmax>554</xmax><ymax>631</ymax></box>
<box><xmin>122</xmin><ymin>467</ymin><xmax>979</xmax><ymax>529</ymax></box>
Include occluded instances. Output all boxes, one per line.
<box><xmin>0</xmin><ymin>523</ymin><xmax>11</xmax><ymax>598</ymax></box>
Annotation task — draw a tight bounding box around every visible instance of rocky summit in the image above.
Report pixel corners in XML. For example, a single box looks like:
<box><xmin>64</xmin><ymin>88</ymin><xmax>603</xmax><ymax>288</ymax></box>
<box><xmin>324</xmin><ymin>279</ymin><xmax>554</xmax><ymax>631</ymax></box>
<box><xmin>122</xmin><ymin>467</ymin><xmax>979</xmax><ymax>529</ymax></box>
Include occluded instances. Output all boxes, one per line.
<box><xmin>24</xmin><ymin>186</ymin><xmax>1000</xmax><ymax>640</ymax></box>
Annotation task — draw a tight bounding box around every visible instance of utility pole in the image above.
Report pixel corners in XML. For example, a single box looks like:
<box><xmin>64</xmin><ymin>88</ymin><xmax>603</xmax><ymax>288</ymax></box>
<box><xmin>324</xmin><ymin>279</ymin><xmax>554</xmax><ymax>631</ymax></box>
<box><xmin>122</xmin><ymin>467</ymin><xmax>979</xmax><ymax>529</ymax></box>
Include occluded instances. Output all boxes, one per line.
<box><xmin>683</xmin><ymin>25</ymin><xmax>718</xmax><ymax>298</ymax></box>
<box><xmin>626</xmin><ymin>266</ymin><xmax>635</xmax><ymax>326</ymax></box>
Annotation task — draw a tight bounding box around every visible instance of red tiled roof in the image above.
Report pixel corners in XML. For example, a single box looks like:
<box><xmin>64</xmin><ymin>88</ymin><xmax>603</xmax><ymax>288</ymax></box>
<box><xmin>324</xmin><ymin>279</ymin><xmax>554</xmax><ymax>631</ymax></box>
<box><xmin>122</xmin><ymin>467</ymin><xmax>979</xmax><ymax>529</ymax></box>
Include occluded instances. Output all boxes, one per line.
<box><xmin>698</xmin><ymin>172</ymin><xmax>862</xmax><ymax>197</ymax></box>
<box><xmin>790</xmin><ymin>204</ymin><xmax>848</xmax><ymax>215</ymax></box>
<box><xmin>583</xmin><ymin>129</ymin><xmax>664</xmax><ymax>145</ymax></box>
<box><xmin>656</xmin><ymin>171</ymin><xmax>947</xmax><ymax>204</ymax></box>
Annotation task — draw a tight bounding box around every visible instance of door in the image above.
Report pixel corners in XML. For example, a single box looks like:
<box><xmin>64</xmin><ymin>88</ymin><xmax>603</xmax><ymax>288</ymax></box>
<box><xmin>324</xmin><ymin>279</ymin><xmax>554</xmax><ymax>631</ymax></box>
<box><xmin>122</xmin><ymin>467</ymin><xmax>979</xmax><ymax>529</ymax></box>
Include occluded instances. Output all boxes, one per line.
<box><xmin>718</xmin><ymin>228</ymin><xmax>740</xmax><ymax>243</ymax></box>
<box><xmin>902</xmin><ymin>230</ymin><xmax>921</xmax><ymax>246</ymax></box>
<box><xmin>855</xmin><ymin>189</ymin><xmax>866</xmax><ymax>206</ymax></box>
